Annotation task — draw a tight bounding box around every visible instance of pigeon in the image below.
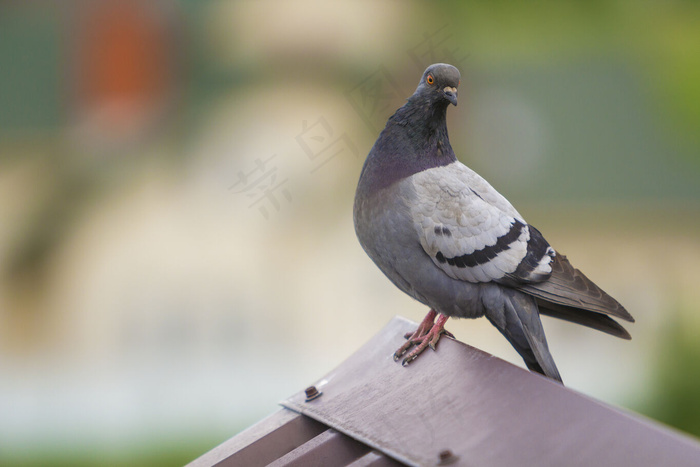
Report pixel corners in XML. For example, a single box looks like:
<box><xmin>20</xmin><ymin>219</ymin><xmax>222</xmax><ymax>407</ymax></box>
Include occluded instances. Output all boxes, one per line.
<box><xmin>353</xmin><ymin>63</ymin><xmax>634</xmax><ymax>383</ymax></box>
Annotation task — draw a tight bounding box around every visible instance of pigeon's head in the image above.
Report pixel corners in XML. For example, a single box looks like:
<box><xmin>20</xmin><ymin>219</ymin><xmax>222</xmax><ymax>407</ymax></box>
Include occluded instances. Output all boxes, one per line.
<box><xmin>416</xmin><ymin>63</ymin><xmax>460</xmax><ymax>107</ymax></box>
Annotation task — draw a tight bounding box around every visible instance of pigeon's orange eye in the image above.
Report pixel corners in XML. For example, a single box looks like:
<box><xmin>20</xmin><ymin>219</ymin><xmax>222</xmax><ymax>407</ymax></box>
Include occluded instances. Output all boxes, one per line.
<box><xmin>427</xmin><ymin>75</ymin><xmax>434</xmax><ymax>85</ymax></box>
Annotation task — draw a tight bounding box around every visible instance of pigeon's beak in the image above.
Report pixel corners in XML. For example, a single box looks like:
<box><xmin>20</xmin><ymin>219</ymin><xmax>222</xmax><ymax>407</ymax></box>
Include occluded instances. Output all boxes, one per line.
<box><xmin>443</xmin><ymin>86</ymin><xmax>458</xmax><ymax>106</ymax></box>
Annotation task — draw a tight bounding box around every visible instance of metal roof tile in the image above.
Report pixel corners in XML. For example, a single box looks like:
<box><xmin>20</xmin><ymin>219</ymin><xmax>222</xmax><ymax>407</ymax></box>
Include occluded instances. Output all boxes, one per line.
<box><xmin>189</xmin><ymin>316</ymin><xmax>700</xmax><ymax>467</ymax></box>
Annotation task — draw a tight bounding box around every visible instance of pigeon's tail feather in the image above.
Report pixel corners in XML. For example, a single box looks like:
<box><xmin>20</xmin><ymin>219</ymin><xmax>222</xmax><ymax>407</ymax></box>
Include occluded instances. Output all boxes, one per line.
<box><xmin>538</xmin><ymin>301</ymin><xmax>631</xmax><ymax>339</ymax></box>
<box><xmin>486</xmin><ymin>289</ymin><xmax>562</xmax><ymax>383</ymax></box>
<box><xmin>519</xmin><ymin>253</ymin><xmax>634</xmax><ymax>323</ymax></box>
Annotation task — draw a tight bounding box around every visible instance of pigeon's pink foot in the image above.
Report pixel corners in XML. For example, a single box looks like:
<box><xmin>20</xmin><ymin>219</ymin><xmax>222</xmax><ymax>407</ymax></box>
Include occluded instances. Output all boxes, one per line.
<box><xmin>393</xmin><ymin>310</ymin><xmax>453</xmax><ymax>366</ymax></box>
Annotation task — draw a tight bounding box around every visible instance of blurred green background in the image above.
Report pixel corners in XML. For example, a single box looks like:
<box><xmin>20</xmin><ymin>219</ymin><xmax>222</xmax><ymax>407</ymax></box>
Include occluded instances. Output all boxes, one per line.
<box><xmin>1</xmin><ymin>1</ymin><xmax>700</xmax><ymax>465</ymax></box>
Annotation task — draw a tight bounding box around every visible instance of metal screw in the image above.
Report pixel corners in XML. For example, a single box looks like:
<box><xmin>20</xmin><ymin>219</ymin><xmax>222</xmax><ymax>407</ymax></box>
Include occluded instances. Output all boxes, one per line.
<box><xmin>304</xmin><ymin>386</ymin><xmax>322</xmax><ymax>402</ymax></box>
<box><xmin>437</xmin><ymin>449</ymin><xmax>458</xmax><ymax>465</ymax></box>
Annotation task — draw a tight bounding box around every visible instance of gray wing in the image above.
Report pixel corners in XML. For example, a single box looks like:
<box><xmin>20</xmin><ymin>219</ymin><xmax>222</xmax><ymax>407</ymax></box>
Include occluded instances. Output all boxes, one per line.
<box><xmin>410</xmin><ymin>162</ymin><xmax>633</xmax><ymax>337</ymax></box>
<box><xmin>518</xmin><ymin>253</ymin><xmax>635</xmax><ymax>336</ymax></box>
<box><xmin>409</xmin><ymin>162</ymin><xmax>554</xmax><ymax>284</ymax></box>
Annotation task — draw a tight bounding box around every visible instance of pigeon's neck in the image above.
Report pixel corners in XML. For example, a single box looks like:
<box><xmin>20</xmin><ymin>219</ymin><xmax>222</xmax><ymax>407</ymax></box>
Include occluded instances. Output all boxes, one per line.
<box><xmin>398</xmin><ymin>93</ymin><xmax>452</xmax><ymax>136</ymax></box>
<box><xmin>358</xmin><ymin>98</ymin><xmax>457</xmax><ymax>193</ymax></box>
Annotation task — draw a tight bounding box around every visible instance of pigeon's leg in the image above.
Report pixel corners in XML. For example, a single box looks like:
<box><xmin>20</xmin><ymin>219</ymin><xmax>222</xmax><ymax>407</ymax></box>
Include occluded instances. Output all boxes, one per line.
<box><xmin>393</xmin><ymin>311</ymin><xmax>453</xmax><ymax>365</ymax></box>
<box><xmin>402</xmin><ymin>309</ymin><xmax>437</xmax><ymax>341</ymax></box>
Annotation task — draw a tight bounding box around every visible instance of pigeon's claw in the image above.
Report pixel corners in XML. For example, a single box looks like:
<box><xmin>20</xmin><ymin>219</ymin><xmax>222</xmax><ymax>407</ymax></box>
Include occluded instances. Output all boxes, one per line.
<box><xmin>393</xmin><ymin>309</ymin><xmax>438</xmax><ymax>360</ymax></box>
<box><xmin>401</xmin><ymin>325</ymin><xmax>450</xmax><ymax>366</ymax></box>
<box><xmin>402</xmin><ymin>353</ymin><xmax>421</xmax><ymax>366</ymax></box>
<box><xmin>395</xmin><ymin>312</ymin><xmax>451</xmax><ymax>366</ymax></box>
<box><xmin>401</xmin><ymin>338</ymin><xmax>431</xmax><ymax>366</ymax></box>
<box><xmin>393</xmin><ymin>340</ymin><xmax>413</xmax><ymax>361</ymax></box>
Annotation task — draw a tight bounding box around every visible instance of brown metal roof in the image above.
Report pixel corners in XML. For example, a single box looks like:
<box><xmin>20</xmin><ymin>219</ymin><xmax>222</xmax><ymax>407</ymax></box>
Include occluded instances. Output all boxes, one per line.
<box><xmin>188</xmin><ymin>316</ymin><xmax>700</xmax><ymax>467</ymax></box>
